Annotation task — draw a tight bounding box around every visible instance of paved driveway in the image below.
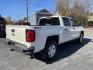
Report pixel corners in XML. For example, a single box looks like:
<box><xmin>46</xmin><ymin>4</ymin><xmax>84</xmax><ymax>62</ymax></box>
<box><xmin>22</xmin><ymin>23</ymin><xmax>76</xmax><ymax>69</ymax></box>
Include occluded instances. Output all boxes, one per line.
<box><xmin>0</xmin><ymin>28</ymin><xmax>93</xmax><ymax>70</ymax></box>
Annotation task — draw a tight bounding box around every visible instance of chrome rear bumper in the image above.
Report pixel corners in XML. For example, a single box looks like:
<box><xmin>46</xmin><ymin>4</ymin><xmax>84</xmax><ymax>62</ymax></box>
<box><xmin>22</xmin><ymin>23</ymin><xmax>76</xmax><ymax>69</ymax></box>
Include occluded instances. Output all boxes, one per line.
<box><xmin>5</xmin><ymin>39</ymin><xmax>34</xmax><ymax>55</ymax></box>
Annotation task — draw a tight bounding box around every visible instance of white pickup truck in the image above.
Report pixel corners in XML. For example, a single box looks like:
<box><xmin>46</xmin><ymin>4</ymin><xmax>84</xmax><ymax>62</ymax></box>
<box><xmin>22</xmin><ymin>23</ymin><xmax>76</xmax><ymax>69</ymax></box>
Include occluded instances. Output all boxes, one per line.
<box><xmin>6</xmin><ymin>16</ymin><xmax>84</xmax><ymax>60</ymax></box>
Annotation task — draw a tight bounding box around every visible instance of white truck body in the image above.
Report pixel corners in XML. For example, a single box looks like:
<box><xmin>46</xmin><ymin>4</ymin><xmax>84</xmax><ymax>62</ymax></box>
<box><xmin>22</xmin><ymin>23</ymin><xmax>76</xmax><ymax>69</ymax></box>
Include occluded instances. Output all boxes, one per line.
<box><xmin>6</xmin><ymin>16</ymin><xmax>84</xmax><ymax>57</ymax></box>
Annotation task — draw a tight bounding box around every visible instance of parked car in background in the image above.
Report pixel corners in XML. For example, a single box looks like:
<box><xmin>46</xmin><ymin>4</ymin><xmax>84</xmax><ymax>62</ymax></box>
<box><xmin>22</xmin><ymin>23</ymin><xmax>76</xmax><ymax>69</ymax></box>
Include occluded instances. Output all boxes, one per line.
<box><xmin>0</xmin><ymin>24</ymin><xmax>6</xmax><ymax>38</ymax></box>
<box><xmin>6</xmin><ymin>16</ymin><xmax>84</xmax><ymax>60</ymax></box>
<box><xmin>0</xmin><ymin>16</ymin><xmax>6</xmax><ymax>38</ymax></box>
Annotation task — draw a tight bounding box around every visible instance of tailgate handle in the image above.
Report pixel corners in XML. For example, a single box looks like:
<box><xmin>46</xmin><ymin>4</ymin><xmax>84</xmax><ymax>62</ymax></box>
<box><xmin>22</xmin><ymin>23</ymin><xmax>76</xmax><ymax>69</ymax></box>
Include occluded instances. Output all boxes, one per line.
<box><xmin>11</xmin><ymin>29</ymin><xmax>15</xmax><ymax>32</ymax></box>
<box><xmin>64</xmin><ymin>29</ymin><xmax>68</xmax><ymax>30</ymax></box>
<box><xmin>34</xmin><ymin>27</ymin><xmax>41</xmax><ymax>29</ymax></box>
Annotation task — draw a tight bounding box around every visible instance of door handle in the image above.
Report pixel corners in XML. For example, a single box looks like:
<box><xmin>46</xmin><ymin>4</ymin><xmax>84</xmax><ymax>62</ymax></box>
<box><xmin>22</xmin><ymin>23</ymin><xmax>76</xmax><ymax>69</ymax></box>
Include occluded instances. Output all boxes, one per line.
<box><xmin>73</xmin><ymin>27</ymin><xmax>76</xmax><ymax>30</ymax></box>
<box><xmin>64</xmin><ymin>29</ymin><xmax>68</xmax><ymax>30</ymax></box>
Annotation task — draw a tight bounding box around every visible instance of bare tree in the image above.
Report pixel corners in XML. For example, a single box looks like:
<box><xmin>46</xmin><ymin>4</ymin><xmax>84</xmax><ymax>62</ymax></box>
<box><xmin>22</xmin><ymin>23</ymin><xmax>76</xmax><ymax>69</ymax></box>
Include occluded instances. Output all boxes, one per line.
<box><xmin>56</xmin><ymin>0</ymin><xmax>70</xmax><ymax>16</ymax></box>
<box><xmin>56</xmin><ymin>0</ymin><xmax>90</xmax><ymax>26</ymax></box>
<box><xmin>71</xmin><ymin>0</ymin><xmax>87</xmax><ymax>26</ymax></box>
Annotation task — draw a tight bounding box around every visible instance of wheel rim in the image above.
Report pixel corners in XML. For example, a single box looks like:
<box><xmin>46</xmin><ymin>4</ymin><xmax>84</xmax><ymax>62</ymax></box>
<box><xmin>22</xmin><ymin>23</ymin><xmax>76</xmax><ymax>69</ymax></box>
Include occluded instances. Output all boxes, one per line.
<box><xmin>48</xmin><ymin>44</ymin><xmax>56</xmax><ymax>58</ymax></box>
<box><xmin>80</xmin><ymin>34</ymin><xmax>83</xmax><ymax>43</ymax></box>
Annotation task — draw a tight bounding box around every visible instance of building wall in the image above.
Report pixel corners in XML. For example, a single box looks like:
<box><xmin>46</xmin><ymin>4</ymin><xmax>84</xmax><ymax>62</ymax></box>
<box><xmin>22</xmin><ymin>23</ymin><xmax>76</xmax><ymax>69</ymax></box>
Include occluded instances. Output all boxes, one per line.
<box><xmin>28</xmin><ymin>14</ymin><xmax>36</xmax><ymax>25</ymax></box>
<box><xmin>88</xmin><ymin>16</ymin><xmax>93</xmax><ymax>21</ymax></box>
<box><xmin>88</xmin><ymin>16</ymin><xmax>93</xmax><ymax>26</ymax></box>
<box><xmin>29</xmin><ymin>13</ymin><xmax>52</xmax><ymax>25</ymax></box>
<box><xmin>36</xmin><ymin>13</ymin><xmax>52</xmax><ymax>25</ymax></box>
<box><xmin>28</xmin><ymin>9</ymin><xmax>52</xmax><ymax>25</ymax></box>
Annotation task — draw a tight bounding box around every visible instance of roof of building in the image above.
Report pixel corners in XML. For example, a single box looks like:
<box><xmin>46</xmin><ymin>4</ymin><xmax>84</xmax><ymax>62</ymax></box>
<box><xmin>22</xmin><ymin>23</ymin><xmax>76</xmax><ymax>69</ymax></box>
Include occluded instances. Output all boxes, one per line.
<box><xmin>36</xmin><ymin>9</ymin><xmax>51</xmax><ymax>14</ymax></box>
<box><xmin>28</xmin><ymin>8</ymin><xmax>52</xmax><ymax>18</ymax></box>
<box><xmin>36</xmin><ymin>9</ymin><xmax>52</xmax><ymax>15</ymax></box>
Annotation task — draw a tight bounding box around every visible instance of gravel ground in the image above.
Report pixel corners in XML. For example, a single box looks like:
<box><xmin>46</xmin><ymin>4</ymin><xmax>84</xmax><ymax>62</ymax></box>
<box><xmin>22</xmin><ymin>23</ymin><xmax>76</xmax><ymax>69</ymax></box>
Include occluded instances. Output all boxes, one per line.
<box><xmin>0</xmin><ymin>28</ymin><xmax>93</xmax><ymax>70</ymax></box>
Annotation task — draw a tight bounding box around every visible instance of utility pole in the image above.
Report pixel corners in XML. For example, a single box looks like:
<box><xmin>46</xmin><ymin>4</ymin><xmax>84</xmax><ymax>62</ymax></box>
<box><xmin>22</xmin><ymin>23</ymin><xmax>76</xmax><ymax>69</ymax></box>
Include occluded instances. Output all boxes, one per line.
<box><xmin>25</xmin><ymin>0</ymin><xmax>29</xmax><ymax>22</ymax></box>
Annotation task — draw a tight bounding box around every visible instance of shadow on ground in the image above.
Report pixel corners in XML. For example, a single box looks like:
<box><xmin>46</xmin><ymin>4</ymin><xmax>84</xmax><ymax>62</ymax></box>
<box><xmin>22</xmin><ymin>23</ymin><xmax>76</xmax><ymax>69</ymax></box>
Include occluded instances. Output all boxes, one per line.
<box><xmin>33</xmin><ymin>38</ymin><xmax>91</xmax><ymax>64</ymax></box>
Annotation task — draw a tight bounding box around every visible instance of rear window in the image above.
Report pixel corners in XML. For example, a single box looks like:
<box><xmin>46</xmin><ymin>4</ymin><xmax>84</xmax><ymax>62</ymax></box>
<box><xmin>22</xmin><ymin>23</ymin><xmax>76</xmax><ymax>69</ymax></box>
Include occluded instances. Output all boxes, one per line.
<box><xmin>39</xmin><ymin>17</ymin><xmax>60</xmax><ymax>25</ymax></box>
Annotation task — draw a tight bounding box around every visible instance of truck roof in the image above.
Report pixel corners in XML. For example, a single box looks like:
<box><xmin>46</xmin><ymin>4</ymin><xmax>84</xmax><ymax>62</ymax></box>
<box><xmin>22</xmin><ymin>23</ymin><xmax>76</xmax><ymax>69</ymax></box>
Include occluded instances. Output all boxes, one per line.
<box><xmin>40</xmin><ymin>16</ymin><xmax>72</xmax><ymax>19</ymax></box>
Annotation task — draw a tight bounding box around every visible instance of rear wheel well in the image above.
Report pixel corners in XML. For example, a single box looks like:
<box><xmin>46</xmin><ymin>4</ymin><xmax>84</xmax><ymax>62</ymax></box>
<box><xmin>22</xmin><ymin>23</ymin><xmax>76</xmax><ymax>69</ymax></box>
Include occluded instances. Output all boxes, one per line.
<box><xmin>81</xmin><ymin>31</ymin><xmax>84</xmax><ymax>34</ymax></box>
<box><xmin>46</xmin><ymin>35</ymin><xmax>59</xmax><ymax>44</ymax></box>
<box><xmin>81</xmin><ymin>31</ymin><xmax>84</xmax><ymax>37</ymax></box>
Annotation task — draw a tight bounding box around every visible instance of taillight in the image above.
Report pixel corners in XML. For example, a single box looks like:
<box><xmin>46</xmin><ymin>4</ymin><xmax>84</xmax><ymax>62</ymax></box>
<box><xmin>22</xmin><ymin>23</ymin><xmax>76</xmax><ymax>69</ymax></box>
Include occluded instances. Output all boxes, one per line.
<box><xmin>26</xmin><ymin>29</ymin><xmax>35</xmax><ymax>42</ymax></box>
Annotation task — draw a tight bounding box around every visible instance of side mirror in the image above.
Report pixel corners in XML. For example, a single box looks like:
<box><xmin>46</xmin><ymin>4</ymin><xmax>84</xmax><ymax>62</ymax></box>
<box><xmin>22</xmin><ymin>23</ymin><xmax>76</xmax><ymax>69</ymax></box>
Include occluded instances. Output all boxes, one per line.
<box><xmin>73</xmin><ymin>24</ymin><xmax>79</xmax><ymax>26</ymax></box>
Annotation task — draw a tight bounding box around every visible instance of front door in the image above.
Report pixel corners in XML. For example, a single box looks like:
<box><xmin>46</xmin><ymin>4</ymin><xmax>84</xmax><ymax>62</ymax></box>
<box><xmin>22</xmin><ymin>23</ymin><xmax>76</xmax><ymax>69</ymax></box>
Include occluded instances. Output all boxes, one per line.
<box><xmin>70</xmin><ymin>19</ymin><xmax>80</xmax><ymax>39</ymax></box>
<box><xmin>62</xmin><ymin>17</ymin><xmax>73</xmax><ymax>43</ymax></box>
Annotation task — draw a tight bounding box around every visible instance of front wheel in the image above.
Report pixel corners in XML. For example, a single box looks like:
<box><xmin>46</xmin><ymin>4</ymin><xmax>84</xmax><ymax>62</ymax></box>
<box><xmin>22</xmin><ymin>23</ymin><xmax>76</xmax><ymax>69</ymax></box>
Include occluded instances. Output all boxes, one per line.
<box><xmin>41</xmin><ymin>41</ymin><xmax>58</xmax><ymax>60</ymax></box>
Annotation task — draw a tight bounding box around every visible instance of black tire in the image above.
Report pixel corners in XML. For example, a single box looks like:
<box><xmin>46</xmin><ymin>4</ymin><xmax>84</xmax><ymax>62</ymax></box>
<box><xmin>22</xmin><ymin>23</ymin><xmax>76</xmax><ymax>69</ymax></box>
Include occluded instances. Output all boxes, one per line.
<box><xmin>77</xmin><ymin>33</ymin><xmax>83</xmax><ymax>43</ymax></box>
<box><xmin>41</xmin><ymin>41</ymin><xmax>58</xmax><ymax>60</ymax></box>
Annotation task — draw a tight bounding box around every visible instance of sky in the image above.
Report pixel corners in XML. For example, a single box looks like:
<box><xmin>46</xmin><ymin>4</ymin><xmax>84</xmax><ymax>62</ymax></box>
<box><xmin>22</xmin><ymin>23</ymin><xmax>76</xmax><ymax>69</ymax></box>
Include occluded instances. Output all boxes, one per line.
<box><xmin>0</xmin><ymin>0</ymin><xmax>55</xmax><ymax>20</ymax></box>
<box><xmin>0</xmin><ymin>0</ymin><xmax>93</xmax><ymax>20</ymax></box>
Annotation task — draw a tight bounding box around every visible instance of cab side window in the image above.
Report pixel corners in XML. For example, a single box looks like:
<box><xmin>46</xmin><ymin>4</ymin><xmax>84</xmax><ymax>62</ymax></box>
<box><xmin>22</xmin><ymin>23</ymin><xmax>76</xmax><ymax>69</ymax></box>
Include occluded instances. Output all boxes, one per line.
<box><xmin>63</xmin><ymin>17</ymin><xmax>71</xmax><ymax>26</ymax></box>
<box><xmin>70</xmin><ymin>19</ymin><xmax>77</xmax><ymax>26</ymax></box>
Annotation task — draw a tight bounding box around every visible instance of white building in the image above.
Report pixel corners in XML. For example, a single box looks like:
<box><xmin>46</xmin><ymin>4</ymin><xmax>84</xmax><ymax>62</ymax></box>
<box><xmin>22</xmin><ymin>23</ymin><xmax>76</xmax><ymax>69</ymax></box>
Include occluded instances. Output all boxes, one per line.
<box><xmin>28</xmin><ymin>9</ymin><xmax>52</xmax><ymax>25</ymax></box>
<box><xmin>88</xmin><ymin>13</ymin><xmax>93</xmax><ymax>26</ymax></box>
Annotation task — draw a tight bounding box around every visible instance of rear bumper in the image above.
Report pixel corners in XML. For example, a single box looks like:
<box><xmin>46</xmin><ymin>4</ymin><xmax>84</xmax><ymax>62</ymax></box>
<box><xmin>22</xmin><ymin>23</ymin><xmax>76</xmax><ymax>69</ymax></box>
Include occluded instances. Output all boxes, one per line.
<box><xmin>5</xmin><ymin>39</ymin><xmax>34</xmax><ymax>54</ymax></box>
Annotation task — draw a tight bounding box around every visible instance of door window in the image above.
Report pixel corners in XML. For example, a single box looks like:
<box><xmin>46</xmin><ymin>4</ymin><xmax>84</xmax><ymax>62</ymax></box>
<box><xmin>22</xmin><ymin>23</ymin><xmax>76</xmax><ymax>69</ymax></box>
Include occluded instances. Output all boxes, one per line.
<box><xmin>70</xmin><ymin>19</ymin><xmax>78</xmax><ymax>26</ymax></box>
<box><xmin>63</xmin><ymin>17</ymin><xmax>71</xmax><ymax>26</ymax></box>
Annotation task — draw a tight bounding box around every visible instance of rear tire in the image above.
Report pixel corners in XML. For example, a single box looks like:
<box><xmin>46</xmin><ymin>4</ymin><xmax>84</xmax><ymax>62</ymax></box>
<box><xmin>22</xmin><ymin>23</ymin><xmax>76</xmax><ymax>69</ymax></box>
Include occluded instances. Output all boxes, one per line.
<box><xmin>41</xmin><ymin>41</ymin><xmax>58</xmax><ymax>60</ymax></box>
<box><xmin>77</xmin><ymin>33</ymin><xmax>83</xmax><ymax>43</ymax></box>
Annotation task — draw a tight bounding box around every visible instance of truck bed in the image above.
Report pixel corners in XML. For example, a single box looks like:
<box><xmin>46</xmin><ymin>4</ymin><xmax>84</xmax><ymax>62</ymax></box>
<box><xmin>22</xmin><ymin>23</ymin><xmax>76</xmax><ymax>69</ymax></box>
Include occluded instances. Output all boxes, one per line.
<box><xmin>6</xmin><ymin>25</ymin><xmax>35</xmax><ymax>46</ymax></box>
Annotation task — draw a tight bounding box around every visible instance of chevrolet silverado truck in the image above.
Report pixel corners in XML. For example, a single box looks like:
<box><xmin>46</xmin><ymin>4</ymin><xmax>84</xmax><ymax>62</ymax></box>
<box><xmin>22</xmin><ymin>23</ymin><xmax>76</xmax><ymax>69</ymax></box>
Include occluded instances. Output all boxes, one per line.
<box><xmin>6</xmin><ymin>16</ymin><xmax>84</xmax><ymax>60</ymax></box>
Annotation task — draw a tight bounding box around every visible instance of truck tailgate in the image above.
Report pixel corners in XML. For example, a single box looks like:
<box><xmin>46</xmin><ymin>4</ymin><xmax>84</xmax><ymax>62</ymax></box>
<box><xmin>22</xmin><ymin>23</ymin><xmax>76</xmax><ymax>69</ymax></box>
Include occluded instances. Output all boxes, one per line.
<box><xmin>6</xmin><ymin>25</ymin><xmax>32</xmax><ymax>45</ymax></box>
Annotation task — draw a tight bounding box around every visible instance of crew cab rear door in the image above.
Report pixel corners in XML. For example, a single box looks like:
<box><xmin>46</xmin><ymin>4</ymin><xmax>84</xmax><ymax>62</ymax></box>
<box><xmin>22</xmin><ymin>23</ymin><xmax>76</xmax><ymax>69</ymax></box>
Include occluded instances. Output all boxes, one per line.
<box><xmin>70</xmin><ymin>19</ymin><xmax>81</xmax><ymax>39</ymax></box>
<box><xmin>62</xmin><ymin>17</ymin><xmax>73</xmax><ymax>42</ymax></box>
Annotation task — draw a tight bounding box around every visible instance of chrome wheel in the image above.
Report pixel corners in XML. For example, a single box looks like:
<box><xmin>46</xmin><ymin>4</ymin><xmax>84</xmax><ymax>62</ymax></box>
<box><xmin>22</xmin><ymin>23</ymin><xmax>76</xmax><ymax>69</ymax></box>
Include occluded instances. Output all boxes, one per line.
<box><xmin>41</xmin><ymin>41</ymin><xmax>57</xmax><ymax>60</ymax></box>
<box><xmin>80</xmin><ymin>34</ymin><xmax>83</xmax><ymax>43</ymax></box>
<box><xmin>48</xmin><ymin>44</ymin><xmax>56</xmax><ymax>58</ymax></box>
